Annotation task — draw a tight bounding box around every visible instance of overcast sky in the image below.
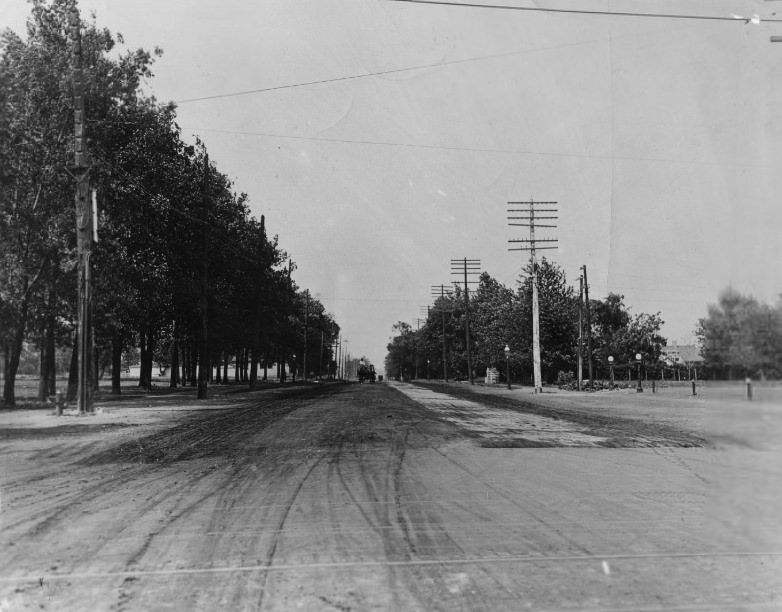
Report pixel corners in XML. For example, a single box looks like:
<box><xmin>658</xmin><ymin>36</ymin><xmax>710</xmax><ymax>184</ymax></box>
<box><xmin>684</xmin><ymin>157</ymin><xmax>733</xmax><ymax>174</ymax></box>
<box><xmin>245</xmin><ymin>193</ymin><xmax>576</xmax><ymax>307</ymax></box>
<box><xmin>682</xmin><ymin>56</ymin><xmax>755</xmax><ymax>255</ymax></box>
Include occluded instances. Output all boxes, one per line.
<box><xmin>3</xmin><ymin>0</ymin><xmax>781</xmax><ymax>373</ymax></box>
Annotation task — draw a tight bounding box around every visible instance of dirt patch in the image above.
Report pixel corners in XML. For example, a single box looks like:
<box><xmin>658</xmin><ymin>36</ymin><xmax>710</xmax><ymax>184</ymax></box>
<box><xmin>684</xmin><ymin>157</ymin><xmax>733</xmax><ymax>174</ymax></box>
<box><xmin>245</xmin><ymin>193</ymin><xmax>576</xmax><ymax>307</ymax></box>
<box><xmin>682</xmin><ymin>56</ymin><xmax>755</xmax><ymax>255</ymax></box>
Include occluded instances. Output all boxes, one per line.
<box><xmin>402</xmin><ymin>382</ymin><xmax>706</xmax><ymax>448</ymax></box>
<box><xmin>0</xmin><ymin>423</ymin><xmax>140</xmax><ymax>440</ymax></box>
<box><xmin>81</xmin><ymin>384</ymin><xmax>347</xmax><ymax>464</ymax></box>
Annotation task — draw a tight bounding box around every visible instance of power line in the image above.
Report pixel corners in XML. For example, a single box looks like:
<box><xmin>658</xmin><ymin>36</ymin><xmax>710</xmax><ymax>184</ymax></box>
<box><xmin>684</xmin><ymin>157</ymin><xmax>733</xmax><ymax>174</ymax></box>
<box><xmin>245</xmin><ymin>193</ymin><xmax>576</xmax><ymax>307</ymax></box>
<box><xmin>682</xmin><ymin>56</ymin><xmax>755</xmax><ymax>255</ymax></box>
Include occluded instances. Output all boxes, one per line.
<box><xmin>383</xmin><ymin>0</ymin><xmax>781</xmax><ymax>23</ymax></box>
<box><xmin>174</xmin><ymin>48</ymin><xmax>545</xmax><ymax>104</ymax></box>
<box><xmin>185</xmin><ymin>126</ymin><xmax>778</xmax><ymax>169</ymax></box>
<box><xmin>172</xmin><ymin>26</ymin><xmax>667</xmax><ymax>104</ymax></box>
<box><xmin>166</xmin><ymin>18</ymin><xmax>726</xmax><ymax>112</ymax></box>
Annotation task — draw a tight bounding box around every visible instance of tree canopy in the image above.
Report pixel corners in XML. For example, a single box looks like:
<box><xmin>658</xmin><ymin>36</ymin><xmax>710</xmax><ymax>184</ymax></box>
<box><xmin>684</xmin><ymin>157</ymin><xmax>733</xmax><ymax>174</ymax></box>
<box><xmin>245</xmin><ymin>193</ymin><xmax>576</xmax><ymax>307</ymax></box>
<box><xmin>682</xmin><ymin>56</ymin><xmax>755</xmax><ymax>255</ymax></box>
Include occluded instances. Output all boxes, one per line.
<box><xmin>697</xmin><ymin>288</ymin><xmax>782</xmax><ymax>380</ymax></box>
<box><xmin>0</xmin><ymin>1</ymin><xmax>341</xmax><ymax>405</ymax></box>
<box><xmin>386</xmin><ymin>259</ymin><xmax>667</xmax><ymax>386</ymax></box>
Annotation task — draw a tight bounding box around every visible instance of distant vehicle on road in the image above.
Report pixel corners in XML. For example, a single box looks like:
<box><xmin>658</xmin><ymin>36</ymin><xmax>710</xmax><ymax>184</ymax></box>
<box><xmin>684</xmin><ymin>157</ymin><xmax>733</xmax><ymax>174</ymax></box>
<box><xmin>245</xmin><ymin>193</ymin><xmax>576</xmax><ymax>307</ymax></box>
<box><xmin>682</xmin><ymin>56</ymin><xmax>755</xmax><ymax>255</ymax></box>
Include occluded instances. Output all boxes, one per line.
<box><xmin>358</xmin><ymin>364</ymin><xmax>376</xmax><ymax>384</ymax></box>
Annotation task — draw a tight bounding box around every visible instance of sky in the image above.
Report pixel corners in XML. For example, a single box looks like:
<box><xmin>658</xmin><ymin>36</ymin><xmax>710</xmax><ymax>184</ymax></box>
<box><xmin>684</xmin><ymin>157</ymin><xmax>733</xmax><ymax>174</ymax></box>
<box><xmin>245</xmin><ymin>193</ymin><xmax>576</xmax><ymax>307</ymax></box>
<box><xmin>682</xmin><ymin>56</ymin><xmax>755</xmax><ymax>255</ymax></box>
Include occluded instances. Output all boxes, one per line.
<box><xmin>2</xmin><ymin>0</ymin><xmax>782</xmax><ymax>374</ymax></box>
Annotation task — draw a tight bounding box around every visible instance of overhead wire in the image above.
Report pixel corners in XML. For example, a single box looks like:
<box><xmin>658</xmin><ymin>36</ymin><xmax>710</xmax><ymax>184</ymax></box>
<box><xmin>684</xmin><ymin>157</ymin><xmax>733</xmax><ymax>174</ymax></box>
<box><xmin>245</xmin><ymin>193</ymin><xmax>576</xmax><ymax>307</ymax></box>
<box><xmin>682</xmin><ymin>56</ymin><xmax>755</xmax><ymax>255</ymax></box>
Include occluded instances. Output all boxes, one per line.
<box><xmin>85</xmin><ymin>3</ymin><xmax>760</xmax><ymax>314</ymax></box>
<box><xmin>172</xmin><ymin>13</ymin><xmax>763</xmax><ymax>107</ymax></box>
<box><xmin>174</xmin><ymin>49</ymin><xmax>539</xmax><ymax>104</ymax></box>
<box><xmin>181</xmin><ymin>126</ymin><xmax>781</xmax><ymax>170</ymax></box>
<box><xmin>382</xmin><ymin>0</ymin><xmax>782</xmax><ymax>22</ymax></box>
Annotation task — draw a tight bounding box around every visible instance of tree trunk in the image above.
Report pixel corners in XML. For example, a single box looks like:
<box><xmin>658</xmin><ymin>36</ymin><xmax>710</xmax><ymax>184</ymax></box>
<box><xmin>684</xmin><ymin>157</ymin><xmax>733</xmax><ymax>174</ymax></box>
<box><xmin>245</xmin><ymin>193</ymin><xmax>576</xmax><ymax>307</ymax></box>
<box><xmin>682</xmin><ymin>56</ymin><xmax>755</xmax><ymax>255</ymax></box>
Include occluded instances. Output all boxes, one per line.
<box><xmin>67</xmin><ymin>334</ymin><xmax>79</xmax><ymax>402</ymax></box>
<box><xmin>2</xmin><ymin>341</ymin><xmax>9</xmax><ymax>402</ymax></box>
<box><xmin>3</xmin><ymin>306</ymin><xmax>29</xmax><ymax>407</ymax></box>
<box><xmin>139</xmin><ymin>330</ymin><xmax>155</xmax><ymax>390</ymax></box>
<box><xmin>38</xmin><ymin>343</ymin><xmax>48</xmax><ymax>402</ymax></box>
<box><xmin>94</xmin><ymin>346</ymin><xmax>100</xmax><ymax>390</ymax></box>
<box><xmin>169</xmin><ymin>322</ymin><xmax>179</xmax><ymax>389</ymax></box>
<box><xmin>190</xmin><ymin>343</ymin><xmax>198</xmax><ymax>387</ymax></box>
<box><xmin>138</xmin><ymin>332</ymin><xmax>147</xmax><ymax>389</ymax></box>
<box><xmin>249</xmin><ymin>346</ymin><xmax>258</xmax><ymax>389</ymax></box>
<box><xmin>223</xmin><ymin>352</ymin><xmax>228</xmax><ymax>384</ymax></box>
<box><xmin>181</xmin><ymin>341</ymin><xmax>187</xmax><ymax>386</ymax></box>
<box><xmin>145</xmin><ymin>332</ymin><xmax>156</xmax><ymax>388</ymax></box>
<box><xmin>111</xmin><ymin>330</ymin><xmax>122</xmax><ymax>395</ymax></box>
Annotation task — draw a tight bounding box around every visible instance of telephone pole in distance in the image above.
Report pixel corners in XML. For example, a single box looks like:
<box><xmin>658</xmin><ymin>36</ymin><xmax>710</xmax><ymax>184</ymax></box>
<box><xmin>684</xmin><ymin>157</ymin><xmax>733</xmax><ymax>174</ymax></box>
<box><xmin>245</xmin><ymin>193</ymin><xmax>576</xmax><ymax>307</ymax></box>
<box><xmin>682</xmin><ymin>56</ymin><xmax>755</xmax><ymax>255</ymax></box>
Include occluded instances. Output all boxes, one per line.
<box><xmin>431</xmin><ymin>284</ymin><xmax>453</xmax><ymax>382</ymax></box>
<box><xmin>508</xmin><ymin>199</ymin><xmax>558</xmax><ymax>393</ymax></box>
<box><xmin>582</xmin><ymin>264</ymin><xmax>594</xmax><ymax>388</ymax></box>
<box><xmin>451</xmin><ymin>258</ymin><xmax>480</xmax><ymax>385</ymax></box>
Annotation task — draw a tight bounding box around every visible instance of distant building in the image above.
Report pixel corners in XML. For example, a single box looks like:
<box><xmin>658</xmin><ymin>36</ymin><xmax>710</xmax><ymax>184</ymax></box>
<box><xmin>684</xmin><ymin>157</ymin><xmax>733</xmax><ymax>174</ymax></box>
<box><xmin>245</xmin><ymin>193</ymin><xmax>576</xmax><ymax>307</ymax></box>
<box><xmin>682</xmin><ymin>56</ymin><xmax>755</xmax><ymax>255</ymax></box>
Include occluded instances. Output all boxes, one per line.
<box><xmin>660</xmin><ymin>343</ymin><xmax>704</xmax><ymax>380</ymax></box>
<box><xmin>660</xmin><ymin>343</ymin><xmax>704</xmax><ymax>367</ymax></box>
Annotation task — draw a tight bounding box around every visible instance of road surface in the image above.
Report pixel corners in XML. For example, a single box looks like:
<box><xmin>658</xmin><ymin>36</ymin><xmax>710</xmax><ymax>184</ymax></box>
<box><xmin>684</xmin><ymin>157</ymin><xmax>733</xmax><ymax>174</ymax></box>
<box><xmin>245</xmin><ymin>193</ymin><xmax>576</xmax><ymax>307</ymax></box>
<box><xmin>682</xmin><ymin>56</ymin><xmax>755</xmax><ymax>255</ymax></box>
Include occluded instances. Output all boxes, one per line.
<box><xmin>1</xmin><ymin>381</ymin><xmax>780</xmax><ymax>611</ymax></box>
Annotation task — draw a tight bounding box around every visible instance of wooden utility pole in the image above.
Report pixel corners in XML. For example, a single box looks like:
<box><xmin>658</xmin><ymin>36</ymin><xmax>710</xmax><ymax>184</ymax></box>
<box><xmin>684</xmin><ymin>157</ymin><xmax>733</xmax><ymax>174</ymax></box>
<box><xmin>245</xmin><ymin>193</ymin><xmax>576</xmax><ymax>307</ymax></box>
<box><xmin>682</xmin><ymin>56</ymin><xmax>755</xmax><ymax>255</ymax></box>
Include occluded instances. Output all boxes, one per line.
<box><xmin>451</xmin><ymin>258</ymin><xmax>480</xmax><ymax>384</ymax></box>
<box><xmin>336</xmin><ymin>336</ymin><xmax>342</xmax><ymax>380</ymax></box>
<box><xmin>197</xmin><ymin>154</ymin><xmax>209</xmax><ymax>400</ymax></box>
<box><xmin>250</xmin><ymin>215</ymin><xmax>266</xmax><ymax>388</ymax></box>
<box><xmin>412</xmin><ymin>317</ymin><xmax>425</xmax><ymax>380</ymax></box>
<box><xmin>508</xmin><ymin>199</ymin><xmax>558</xmax><ymax>394</ymax></box>
<box><xmin>582</xmin><ymin>264</ymin><xmax>594</xmax><ymax>388</ymax></box>
<box><xmin>431</xmin><ymin>284</ymin><xmax>453</xmax><ymax>381</ymax></box>
<box><xmin>578</xmin><ymin>275</ymin><xmax>583</xmax><ymax>391</ymax></box>
<box><xmin>69</xmin><ymin>2</ymin><xmax>94</xmax><ymax>413</ymax></box>
<box><xmin>342</xmin><ymin>339</ymin><xmax>348</xmax><ymax>381</ymax></box>
<box><xmin>303</xmin><ymin>290</ymin><xmax>309</xmax><ymax>381</ymax></box>
<box><xmin>319</xmin><ymin>329</ymin><xmax>324</xmax><ymax>381</ymax></box>
<box><xmin>283</xmin><ymin>259</ymin><xmax>292</xmax><ymax>381</ymax></box>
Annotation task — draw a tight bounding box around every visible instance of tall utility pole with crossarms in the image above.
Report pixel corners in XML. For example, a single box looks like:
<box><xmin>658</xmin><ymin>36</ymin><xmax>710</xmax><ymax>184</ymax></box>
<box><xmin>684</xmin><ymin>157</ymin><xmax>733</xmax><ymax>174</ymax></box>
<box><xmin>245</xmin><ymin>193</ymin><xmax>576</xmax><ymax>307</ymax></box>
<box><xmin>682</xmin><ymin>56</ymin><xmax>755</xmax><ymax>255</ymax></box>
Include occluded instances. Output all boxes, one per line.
<box><xmin>508</xmin><ymin>199</ymin><xmax>558</xmax><ymax>393</ymax></box>
<box><xmin>69</xmin><ymin>2</ymin><xmax>94</xmax><ymax>413</ymax></box>
<box><xmin>431</xmin><ymin>284</ymin><xmax>453</xmax><ymax>382</ymax></box>
<box><xmin>451</xmin><ymin>258</ymin><xmax>480</xmax><ymax>384</ymax></box>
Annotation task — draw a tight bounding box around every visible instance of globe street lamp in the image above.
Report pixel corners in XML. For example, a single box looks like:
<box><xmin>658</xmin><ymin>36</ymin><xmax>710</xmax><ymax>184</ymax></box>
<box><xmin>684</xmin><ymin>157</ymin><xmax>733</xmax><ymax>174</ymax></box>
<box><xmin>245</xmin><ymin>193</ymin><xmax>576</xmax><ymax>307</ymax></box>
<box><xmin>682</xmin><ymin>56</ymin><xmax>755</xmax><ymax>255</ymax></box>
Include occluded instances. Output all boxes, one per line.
<box><xmin>635</xmin><ymin>353</ymin><xmax>643</xmax><ymax>393</ymax></box>
<box><xmin>608</xmin><ymin>355</ymin><xmax>614</xmax><ymax>388</ymax></box>
<box><xmin>427</xmin><ymin>359</ymin><xmax>430</xmax><ymax>381</ymax></box>
<box><xmin>504</xmin><ymin>345</ymin><xmax>511</xmax><ymax>390</ymax></box>
<box><xmin>292</xmin><ymin>353</ymin><xmax>296</xmax><ymax>383</ymax></box>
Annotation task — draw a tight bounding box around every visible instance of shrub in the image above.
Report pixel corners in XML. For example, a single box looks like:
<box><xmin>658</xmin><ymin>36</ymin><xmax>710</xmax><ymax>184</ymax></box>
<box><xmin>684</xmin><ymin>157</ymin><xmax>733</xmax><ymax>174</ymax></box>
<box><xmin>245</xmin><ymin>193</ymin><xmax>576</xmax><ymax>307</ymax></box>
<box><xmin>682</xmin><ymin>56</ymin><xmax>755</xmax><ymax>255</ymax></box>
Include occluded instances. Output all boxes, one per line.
<box><xmin>557</xmin><ymin>371</ymin><xmax>576</xmax><ymax>389</ymax></box>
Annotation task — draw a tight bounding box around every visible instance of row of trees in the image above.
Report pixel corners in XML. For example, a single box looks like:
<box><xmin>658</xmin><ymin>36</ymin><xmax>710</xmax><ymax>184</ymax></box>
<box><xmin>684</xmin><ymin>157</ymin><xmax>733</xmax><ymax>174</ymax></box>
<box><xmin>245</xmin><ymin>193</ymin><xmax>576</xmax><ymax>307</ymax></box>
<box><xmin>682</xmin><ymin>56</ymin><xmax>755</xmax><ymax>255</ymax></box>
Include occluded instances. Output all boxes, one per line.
<box><xmin>1</xmin><ymin>1</ymin><xmax>341</xmax><ymax>406</ymax></box>
<box><xmin>697</xmin><ymin>288</ymin><xmax>782</xmax><ymax>380</ymax></box>
<box><xmin>385</xmin><ymin>260</ymin><xmax>667</xmax><ymax>386</ymax></box>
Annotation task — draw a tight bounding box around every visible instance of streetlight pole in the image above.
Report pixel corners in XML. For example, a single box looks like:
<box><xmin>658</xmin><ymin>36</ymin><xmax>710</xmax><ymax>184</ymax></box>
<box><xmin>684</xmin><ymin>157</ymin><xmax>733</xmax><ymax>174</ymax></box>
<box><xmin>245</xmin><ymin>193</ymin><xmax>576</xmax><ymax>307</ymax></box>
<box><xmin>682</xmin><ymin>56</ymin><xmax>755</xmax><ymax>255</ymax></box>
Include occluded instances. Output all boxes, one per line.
<box><xmin>608</xmin><ymin>355</ymin><xmax>614</xmax><ymax>388</ymax></box>
<box><xmin>635</xmin><ymin>353</ymin><xmax>643</xmax><ymax>392</ymax></box>
<box><xmin>504</xmin><ymin>345</ymin><xmax>511</xmax><ymax>390</ymax></box>
<box><xmin>427</xmin><ymin>359</ymin><xmax>430</xmax><ymax>381</ymax></box>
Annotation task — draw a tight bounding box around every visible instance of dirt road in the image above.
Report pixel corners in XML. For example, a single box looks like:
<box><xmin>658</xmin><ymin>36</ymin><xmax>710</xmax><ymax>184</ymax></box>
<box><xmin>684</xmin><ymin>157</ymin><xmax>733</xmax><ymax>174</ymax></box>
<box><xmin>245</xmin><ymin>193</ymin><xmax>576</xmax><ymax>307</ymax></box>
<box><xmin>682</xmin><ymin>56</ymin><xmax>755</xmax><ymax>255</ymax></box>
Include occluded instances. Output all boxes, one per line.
<box><xmin>1</xmin><ymin>381</ymin><xmax>780</xmax><ymax>611</ymax></box>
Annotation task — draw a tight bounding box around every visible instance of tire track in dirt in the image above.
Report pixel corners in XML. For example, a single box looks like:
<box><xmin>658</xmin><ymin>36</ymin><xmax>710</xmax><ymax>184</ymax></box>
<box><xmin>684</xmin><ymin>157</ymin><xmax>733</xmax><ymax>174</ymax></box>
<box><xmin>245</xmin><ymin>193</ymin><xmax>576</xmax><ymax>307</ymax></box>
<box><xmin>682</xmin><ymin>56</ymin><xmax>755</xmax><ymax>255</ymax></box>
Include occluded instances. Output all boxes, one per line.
<box><xmin>330</xmin><ymin>389</ymin><xmax>496</xmax><ymax>609</ymax></box>
<box><xmin>393</xmin><ymin>407</ymin><xmax>596</xmax><ymax>558</ymax></box>
<box><xmin>256</xmin><ymin>454</ymin><xmax>327</xmax><ymax>611</ymax></box>
<box><xmin>1</xmin><ymin>387</ymin><xmax>342</xmax><ymax>585</ymax></box>
<box><xmin>331</xmin><ymin>415</ymin><xmax>411</xmax><ymax>611</ymax></box>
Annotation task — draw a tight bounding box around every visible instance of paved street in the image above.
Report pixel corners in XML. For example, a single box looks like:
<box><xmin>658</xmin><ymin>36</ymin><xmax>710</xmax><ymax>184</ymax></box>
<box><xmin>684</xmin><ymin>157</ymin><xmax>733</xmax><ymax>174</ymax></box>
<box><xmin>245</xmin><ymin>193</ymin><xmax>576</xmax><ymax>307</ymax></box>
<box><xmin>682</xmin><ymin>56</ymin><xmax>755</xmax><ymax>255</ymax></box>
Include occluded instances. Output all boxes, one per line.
<box><xmin>1</xmin><ymin>382</ymin><xmax>780</xmax><ymax>611</ymax></box>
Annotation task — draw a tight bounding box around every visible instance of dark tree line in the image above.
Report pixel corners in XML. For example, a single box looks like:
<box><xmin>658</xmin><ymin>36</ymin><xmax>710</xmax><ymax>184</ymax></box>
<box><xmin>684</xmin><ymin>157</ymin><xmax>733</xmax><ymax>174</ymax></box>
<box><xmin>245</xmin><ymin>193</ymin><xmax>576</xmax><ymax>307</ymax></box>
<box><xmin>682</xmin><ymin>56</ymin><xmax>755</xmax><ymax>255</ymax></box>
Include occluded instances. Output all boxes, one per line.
<box><xmin>0</xmin><ymin>1</ymin><xmax>340</xmax><ymax>406</ymax></box>
<box><xmin>697</xmin><ymin>288</ymin><xmax>782</xmax><ymax>380</ymax></box>
<box><xmin>385</xmin><ymin>259</ymin><xmax>667</xmax><ymax>386</ymax></box>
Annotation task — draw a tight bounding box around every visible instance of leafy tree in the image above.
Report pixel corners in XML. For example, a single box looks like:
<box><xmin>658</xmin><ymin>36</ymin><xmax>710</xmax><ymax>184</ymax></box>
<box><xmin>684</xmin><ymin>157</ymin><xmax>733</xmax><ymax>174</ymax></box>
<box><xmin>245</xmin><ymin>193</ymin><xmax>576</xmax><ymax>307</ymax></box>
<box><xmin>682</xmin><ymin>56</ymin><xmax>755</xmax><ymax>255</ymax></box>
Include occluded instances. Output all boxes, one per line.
<box><xmin>385</xmin><ymin>322</ymin><xmax>418</xmax><ymax>380</ymax></box>
<box><xmin>516</xmin><ymin>258</ymin><xmax>579</xmax><ymax>382</ymax></box>
<box><xmin>697</xmin><ymin>288</ymin><xmax>782</xmax><ymax>379</ymax></box>
<box><xmin>470</xmin><ymin>272</ymin><xmax>518</xmax><ymax>378</ymax></box>
<box><xmin>1</xmin><ymin>2</ymin><xmax>342</xmax><ymax>405</ymax></box>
